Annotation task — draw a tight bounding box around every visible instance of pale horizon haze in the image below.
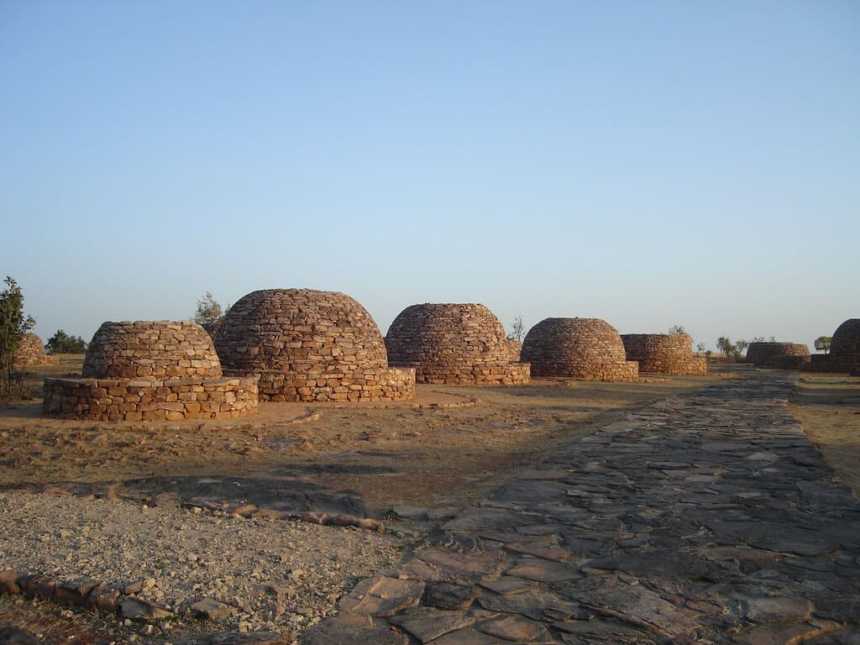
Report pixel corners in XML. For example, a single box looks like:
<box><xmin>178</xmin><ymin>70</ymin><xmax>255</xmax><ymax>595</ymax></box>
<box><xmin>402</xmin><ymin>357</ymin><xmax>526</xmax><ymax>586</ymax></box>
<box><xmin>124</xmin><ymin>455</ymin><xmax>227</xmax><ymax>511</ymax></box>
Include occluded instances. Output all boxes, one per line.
<box><xmin>2</xmin><ymin>1</ymin><xmax>858</xmax><ymax>351</ymax></box>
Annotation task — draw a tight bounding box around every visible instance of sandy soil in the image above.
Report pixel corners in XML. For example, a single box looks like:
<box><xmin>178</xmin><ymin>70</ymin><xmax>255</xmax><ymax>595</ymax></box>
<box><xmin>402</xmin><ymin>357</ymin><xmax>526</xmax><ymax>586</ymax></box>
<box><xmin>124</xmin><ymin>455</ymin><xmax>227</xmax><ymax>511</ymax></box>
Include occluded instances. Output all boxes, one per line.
<box><xmin>790</xmin><ymin>372</ymin><xmax>860</xmax><ymax>497</ymax></box>
<box><xmin>1</xmin><ymin>355</ymin><xmax>722</xmax><ymax>512</ymax></box>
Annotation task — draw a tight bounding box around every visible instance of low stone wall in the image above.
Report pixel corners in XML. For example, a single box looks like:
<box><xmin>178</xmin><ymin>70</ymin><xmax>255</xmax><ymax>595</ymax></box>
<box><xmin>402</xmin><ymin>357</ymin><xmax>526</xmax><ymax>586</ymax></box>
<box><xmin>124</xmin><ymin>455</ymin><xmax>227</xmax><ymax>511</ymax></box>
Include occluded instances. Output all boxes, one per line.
<box><xmin>806</xmin><ymin>354</ymin><xmax>855</xmax><ymax>373</ymax></box>
<box><xmin>621</xmin><ymin>334</ymin><xmax>708</xmax><ymax>376</ymax></box>
<box><xmin>245</xmin><ymin>367</ymin><xmax>416</xmax><ymax>403</ymax></box>
<box><xmin>13</xmin><ymin>334</ymin><xmax>55</xmax><ymax>369</ymax></box>
<box><xmin>405</xmin><ymin>362</ymin><xmax>531</xmax><ymax>386</ymax></box>
<box><xmin>746</xmin><ymin>342</ymin><xmax>810</xmax><ymax>368</ymax></box>
<box><xmin>43</xmin><ymin>376</ymin><xmax>258</xmax><ymax>422</ymax></box>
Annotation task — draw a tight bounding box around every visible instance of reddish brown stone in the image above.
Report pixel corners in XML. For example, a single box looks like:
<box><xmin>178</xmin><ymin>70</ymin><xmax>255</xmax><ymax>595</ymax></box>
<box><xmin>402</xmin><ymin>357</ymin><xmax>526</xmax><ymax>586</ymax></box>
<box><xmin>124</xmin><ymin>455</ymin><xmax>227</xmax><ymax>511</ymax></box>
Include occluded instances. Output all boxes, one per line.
<box><xmin>622</xmin><ymin>333</ymin><xmax>708</xmax><ymax>375</ymax></box>
<box><xmin>385</xmin><ymin>304</ymin><xmax>530</xmax><ymax>385</ymax></box>
<box><xmin>215</xmin><ymin>289</ymin><xmax>415</xmax><ymax>402</ymax></box>
<box><xmin>522</xmin><ymin>318</ymin><xmax>638</xmax><ymax>381</ymax></box>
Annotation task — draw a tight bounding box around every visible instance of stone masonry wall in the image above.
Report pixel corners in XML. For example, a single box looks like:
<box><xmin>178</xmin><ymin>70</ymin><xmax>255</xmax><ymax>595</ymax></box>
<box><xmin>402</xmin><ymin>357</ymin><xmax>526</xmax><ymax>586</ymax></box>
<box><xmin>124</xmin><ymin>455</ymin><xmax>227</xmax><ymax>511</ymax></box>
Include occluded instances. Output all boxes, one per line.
<box><xmin>746</xmin><ymin>342</ymin><xmax>811</xmax><ymax>369</ymax></box>
<box><xmin>13</xmin><ymin>333</ymin><xmax>55</xmax><ymax>369</ymax></box>
<box><xmin>43</xmin><ymin>376</ymin><xmax>258</xmax><ymax>422</ymax></box>
<box><xmin>215</xmin><ymin>289</ymin><xmax>415</xmax><ymax>402</ymax></box>
<box><xmin>522</xmin><ymin>317</ymin><xmax>638</xmax><ymax>382</ymax></box>
<box><xmin>385</xmin><ymin>303</ymin><xmax>530</xmax><ymax>385</ymax></box>
<box><xmin>621</xmin><ymin>333</ymin><xmax>708</xmax><ymax>375</ymax></box>
<box><xmin>247</xmin><ymin>366</ymin><xmax>416</xmax><ymax>403</ymax></box>
<box><xmin>831</xmin><ymin>319</ymin><xmax>860</xmax><ymax>373</ymax></box>
<box><xmin>83</xmin><ymin>321</ymin><xmax>221</xmax><ymax>379</ymax></box>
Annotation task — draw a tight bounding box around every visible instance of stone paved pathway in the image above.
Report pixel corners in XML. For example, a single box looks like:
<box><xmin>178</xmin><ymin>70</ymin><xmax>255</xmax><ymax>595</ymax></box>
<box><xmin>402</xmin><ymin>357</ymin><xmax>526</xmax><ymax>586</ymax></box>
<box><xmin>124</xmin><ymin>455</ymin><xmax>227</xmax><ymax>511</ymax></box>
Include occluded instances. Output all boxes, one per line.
<box><xmin>302</xmin><ymin>372</ymin><xmax>860</xmax><ymax>644</ymax></box>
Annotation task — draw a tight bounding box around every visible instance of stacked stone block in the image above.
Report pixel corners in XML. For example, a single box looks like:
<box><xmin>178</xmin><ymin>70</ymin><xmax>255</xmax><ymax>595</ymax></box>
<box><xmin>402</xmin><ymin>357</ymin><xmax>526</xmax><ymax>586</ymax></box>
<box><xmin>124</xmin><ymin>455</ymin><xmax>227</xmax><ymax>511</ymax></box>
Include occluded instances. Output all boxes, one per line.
<box><xmin>621</xmin><ymin>333</ymin><xmax>708</xmax><ymax>375</ymax></box>
<box><xmin>13</xmin><ymin>333</ymin><xmax>55</xmax><ymax>368</ymax></box>
<box><xmin>746</xmin><ymin>342</ymin><xmax>811</xmax><ymax>369</ymax></box>
<box><xmin>83</xmin><ymin>321</ymin><xmax>220</xmax><ymax>378</ymax></box>
<box><xmin>829</xmin><ymin>319</ymin><xmax>860</xmax><ymax>374</ymax></box>
<box><xmin>385</xmin><ymin>303</ymin><xmax>530</xmax><ymax>385</ymax></box>
<box><xmin>214</xmin><ymin>289</ymin><xmax>415</xmax><ymax>402</ymax></box>
<box><xmin>43</xmin><ymin>321</ymin><xmax>257</xmax><ymax>421</ymax></box>
<box><xmin>522</xmin><ymin>317</ymin><xmax>638</xmax><ymax>381</ymax></box>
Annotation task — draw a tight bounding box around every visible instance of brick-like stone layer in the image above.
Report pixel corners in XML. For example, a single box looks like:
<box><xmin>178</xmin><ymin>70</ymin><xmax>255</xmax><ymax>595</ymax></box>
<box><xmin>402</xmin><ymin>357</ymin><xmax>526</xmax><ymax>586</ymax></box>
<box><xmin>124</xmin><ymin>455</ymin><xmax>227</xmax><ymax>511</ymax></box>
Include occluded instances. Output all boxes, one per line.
<box><xmin>83</xmin><ymin>321</ymin><xmax>221</xmax><ymax>379</ymax></box>
<box><xmin>622</xmin><ymin>333</ymin><xmax>708</xmax><ymax>375</ymax></box>
<box><xmin>385</xmin><ymin>303</ymin><xmax>530</xmax><ymax>385</ymax></box>
<box><xmin>746</xmin><ymin>342</ymin><xmax>810</xmax><ymax>369</ymax></box>
<box><xmin>13</xmin><ymin>333</ymin><xmax>55</xmax><ymax>368</ymax></box>
<box><xmin>522</xmin><ymin>317</ymin><xmax>638</xmax><ymax>381</ymax></box>
<box><xmin>215</xmin><ymin>289</ymin><xmax>415</xmax><ymax>402</ymax></box>
<box><xmin>830</xmin><ymin>318</ymin><xmax>860</xmax><ymax>373</ymax></box>
<box><xmin>43</xmin><ymin>376</ymin><xmax>258</xmax><ymax>422</ymax></box>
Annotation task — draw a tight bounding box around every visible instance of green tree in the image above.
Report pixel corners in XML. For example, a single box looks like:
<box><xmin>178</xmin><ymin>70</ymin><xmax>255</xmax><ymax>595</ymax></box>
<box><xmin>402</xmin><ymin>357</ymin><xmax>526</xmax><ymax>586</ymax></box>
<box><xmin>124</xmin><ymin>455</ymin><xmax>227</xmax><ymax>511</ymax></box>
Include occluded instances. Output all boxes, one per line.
<box><xmin>0</xmin><ymin>277</ymin><xmax>35</xmax><ymax>389</ymax></box>
<box><xmin>45</xmin><ymin>329</ymin><xmax>88</xmax><ymax>354</ymax></box>
<box><xmin>735</xmin><ymin>339</ymin><xmax>749</xmax><ymax>359</ymax></box>
<box><xmin>814</xmin><ymin>336</ymin><xmax>832</xmax><ymax>354</ymax></box>
<box><xmin>668</xmin><ymin>325</ymin><xmax>687</xmax><ymax>336</ymax></box>
<box><xmin>194</xmin><ymin>291</ymin><xmax>223</xmax><ymax>326</ymax></box>
<box><xmin>716</xmin><ymin>336</ymin><xmax>736</xmax><ymax>359</ymax></box>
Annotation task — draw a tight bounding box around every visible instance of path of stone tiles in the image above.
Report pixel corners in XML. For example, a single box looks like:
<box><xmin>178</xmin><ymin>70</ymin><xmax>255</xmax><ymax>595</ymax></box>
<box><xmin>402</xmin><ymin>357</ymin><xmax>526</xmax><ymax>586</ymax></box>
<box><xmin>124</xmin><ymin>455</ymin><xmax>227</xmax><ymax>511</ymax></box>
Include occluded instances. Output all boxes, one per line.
<box><xmin>302</xmin><ymin>372</ymin><xmax>860</xmax><ymax>644</ymax></box>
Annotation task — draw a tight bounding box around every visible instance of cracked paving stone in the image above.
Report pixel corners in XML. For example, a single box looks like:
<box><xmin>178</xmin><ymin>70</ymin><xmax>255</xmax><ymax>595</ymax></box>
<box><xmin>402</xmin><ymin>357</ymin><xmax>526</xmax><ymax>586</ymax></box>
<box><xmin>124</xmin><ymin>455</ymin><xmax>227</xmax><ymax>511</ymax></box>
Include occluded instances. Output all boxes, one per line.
<box><xmin>388</xmin><ymin>607</ymin><xmax>476</xmax><ymax>643</ymax></box>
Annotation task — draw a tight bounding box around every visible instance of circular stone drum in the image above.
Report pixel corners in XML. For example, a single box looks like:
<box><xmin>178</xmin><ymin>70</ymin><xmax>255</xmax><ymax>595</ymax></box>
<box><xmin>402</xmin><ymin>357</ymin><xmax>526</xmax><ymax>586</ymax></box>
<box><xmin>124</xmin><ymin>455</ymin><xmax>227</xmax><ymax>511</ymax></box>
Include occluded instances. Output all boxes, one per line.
<box><xmin>44</xmin><ymin>321</ymin><xmax>257</xmax><ymax>422</ymax></box>
<box><xmin>214</xmin><ymin>289</ymin><xmax>415</xmax><ymax>402</ymax></box>
<box><xmin>522</xmin><ymin>317</ymin><xmax>638</xmax><ymax>381</ymax></box>
<box><xmin>385</xmin><ymin>303</ymin><xmax>530</xmax><ymax>385</ymax></box>
<box><xmin>83</xmin><ymin>321</ymin><xmax>222</xmax><ymax>379</ymax></box>
<box><xmin>745</xmin><ymin>342</ymin><xmax>810</xmax><ymax>369</ymax></box>
<box><xmin>621</xmin><ymin>333</ymin><xmax>708</xmax><ymax>375</ymax></box>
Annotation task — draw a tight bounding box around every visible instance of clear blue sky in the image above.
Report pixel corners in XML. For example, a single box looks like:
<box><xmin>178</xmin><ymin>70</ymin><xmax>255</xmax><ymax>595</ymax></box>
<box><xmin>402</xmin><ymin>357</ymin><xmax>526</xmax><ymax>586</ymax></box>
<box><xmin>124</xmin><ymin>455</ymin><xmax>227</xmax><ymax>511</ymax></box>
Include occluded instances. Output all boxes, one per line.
<box><xmin>2</xmin><ymin>1</ymin><xmax>858</xmax><ymax>351</ymax></box>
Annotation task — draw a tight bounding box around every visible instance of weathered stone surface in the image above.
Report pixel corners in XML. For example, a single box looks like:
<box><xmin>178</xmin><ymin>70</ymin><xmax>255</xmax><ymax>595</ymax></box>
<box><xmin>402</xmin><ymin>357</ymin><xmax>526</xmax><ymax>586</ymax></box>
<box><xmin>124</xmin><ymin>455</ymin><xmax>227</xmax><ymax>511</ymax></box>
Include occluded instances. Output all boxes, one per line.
<box><xmin>388</xmin><ymin>607</ymin><xmax>475</xmax><ymax>642</ymax></box>
<box><xmin>304</xmin><ymin>372</ymin><xmax>860</xmax><ymax>644</ymax></box>
<box><xmin>84</xmin><ymin>320</ymin><xmax>221</xmax><ymax>379</ymax></box>
<box><xmin>0</xmin><ymin>626</ymin><xmax>40</xmax><ymax>644</ymax></box>
<box><xmin>423</xmin><ymin>582</ymin><xmax>477</xmax><ymax>610</ymax></box>
<box><xmin>119</xmin><ymin>597</ymin><xmax>173</xmax><ymax>621</ymax></box>
<box><xmin>0</xmin><ymin>569</ymin><xmax>20</xmax><ymax>594</ymax></box>
<box><xmin>385</xmin><ymin>303</ymin><xmax>530</xmax><ymax>385</ymax></box>
<box><xmin>521</xmin><ymin>318</ymin><xmax>638</xmax><ymax>381</ymax></box>
<box><xmin>215</xmin><ymin>289</ymin><xmax>415</xmax><ymax>402</ymax></box>
<box><xmin>338</xmin><ymin>576</ymin><xmax>424</xmax><ymax>617</ymax></box>
<box><xmin>746</xmin><ymin>341</ymin><xmax>811</xmax><ymax>369</ymax></box>
<box><xmin>191</xmin><ymin>597</ymin><xmax>236</xmax><ymax>621</ymax></box>
<box><xmin>622</xmin><ymin>332</ymin><xmax>708</xmax><ymax>375</ymax></box>
<box><xmin>43</xmin><ymin>320</ymin><xmax>258</xmax><ymax>421</ymax></box>
<box><xmin>12</xmin><ymin>333</ymin><xmax>55</xmax><ymax>369</ymax></box>
<box><xmin>477</xmin><ymin>615</ymin><xmax>551</xmax><ymax>641</ymax></box>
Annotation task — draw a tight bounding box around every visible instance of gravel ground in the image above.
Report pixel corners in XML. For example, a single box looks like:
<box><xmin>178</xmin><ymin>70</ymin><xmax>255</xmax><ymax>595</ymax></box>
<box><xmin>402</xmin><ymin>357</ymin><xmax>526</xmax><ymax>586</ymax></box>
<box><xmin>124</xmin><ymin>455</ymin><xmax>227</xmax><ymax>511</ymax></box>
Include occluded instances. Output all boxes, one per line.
<box><xmin>0</xmin><ymin>491</ymin><xmax>403</xmax><ymax>640</ymax></box>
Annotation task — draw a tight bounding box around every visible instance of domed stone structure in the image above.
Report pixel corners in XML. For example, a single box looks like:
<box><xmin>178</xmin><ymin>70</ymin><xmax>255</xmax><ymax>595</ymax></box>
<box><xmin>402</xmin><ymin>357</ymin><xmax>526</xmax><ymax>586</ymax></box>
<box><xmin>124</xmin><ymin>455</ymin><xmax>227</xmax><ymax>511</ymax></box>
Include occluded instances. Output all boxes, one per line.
<box><xmin>522</xmin><ymin>318</ymin><xmax>638</xmax><ymax>381</ymax></box>
<box><xmin>621</xmin><ymin>333</ymin><xmax>708</xmax><ymax>375</ymax></box>
<box><xmin>812</xmin><ymin>318</ymin><xmax>860</xmax><ymax>373</ymax></box>
<box><xmin>746</xmin><ymin>341</ymin><xmax>810</xmax><ymax>369</ymax></box>
<box><xmin>13</xmin><ymin>333</ymin><xmax>55</xmax><ymax>368</ymax></box>
<box><xmin>83</xmin><ymin>321</ymin><xmax>221</xmax><ymax>379</ymax></box>
<box><xmin>214</xmin><ymin>289</ymin><xmax>415</xmax><ymax>402</ymax></box>
<box><xmin>43</xmin><ymin>321</ymin><xmax>257</xmax><ymax>421</ymax></box>
<box><xmin>385</xmin><ymin>303</ymin><xmax>530</xmax><ymax>385</ymax></box>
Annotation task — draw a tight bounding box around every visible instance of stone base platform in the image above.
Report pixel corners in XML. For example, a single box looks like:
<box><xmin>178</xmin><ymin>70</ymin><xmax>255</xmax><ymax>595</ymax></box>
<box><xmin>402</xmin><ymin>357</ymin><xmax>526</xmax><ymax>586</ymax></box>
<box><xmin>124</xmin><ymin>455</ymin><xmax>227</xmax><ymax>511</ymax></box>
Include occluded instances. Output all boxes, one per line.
<box><xmin>403</xmin><ymin>362</ymin><xmax>531</xmax><ymax>386</ymax></box>
<box><xmin>42</xmin><ymin>376</ymin><xmax>259</xmax><ymax>422</ymax></box>
<box><xmin>639</xmin><ymin>356</ymin><xmax>709</xmax><ymax>376</ymax></box>
<box><xmin>804</xmin><ymin>355</ymin><xmax>854</xmax><ymax>373</ymax></box>
<box><xmin>763</xmin><ymin>355</ymin><xmax>812</xmax><ymax>370</ymax></box>
<box><xmin>542</xmin><ymin>360</ymin><xmax>639</xmax><ymax>382</ymax></box>
<box><xmin>237</xmin><ymin>367</ymin><xmax>416</xmax><ymax>402</ymax></box>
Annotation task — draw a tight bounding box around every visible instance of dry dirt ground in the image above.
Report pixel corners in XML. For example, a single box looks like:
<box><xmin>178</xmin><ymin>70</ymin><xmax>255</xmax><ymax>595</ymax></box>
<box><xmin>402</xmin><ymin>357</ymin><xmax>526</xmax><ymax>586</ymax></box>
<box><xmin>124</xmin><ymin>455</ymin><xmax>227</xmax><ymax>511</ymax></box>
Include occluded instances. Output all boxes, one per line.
<box><xmin>790</xmin><ymin>372</ymin><xmax>860</xmax><ymax>497</ymax></box>
<box><xmin>0</xmin><ymin>356</ymin><xmax>728</xmax><ymax>642</ymax></box>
